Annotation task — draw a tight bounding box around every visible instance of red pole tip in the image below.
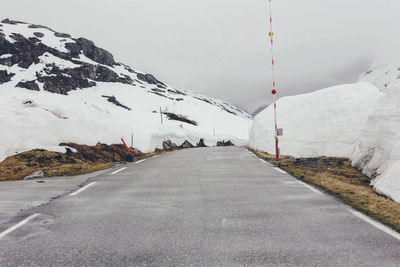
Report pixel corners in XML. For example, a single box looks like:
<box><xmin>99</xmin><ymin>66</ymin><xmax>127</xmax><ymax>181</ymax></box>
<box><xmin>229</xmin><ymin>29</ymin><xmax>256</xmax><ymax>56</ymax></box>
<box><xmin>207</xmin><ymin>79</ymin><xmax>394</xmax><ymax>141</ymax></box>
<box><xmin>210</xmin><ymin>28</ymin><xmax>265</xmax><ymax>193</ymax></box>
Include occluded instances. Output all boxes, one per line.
<box><xmin>271</xmin><ymin>89</ymin><xmax>277</xmax><ymax>95</ymax></box>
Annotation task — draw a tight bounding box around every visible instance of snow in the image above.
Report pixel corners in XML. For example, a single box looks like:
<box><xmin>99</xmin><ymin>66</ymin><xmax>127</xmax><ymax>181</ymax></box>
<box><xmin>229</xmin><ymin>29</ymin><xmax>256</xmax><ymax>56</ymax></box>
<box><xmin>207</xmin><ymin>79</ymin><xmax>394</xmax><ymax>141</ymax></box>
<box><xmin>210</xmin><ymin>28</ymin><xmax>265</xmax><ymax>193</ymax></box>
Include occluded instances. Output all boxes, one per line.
<box><xmin>0</xmin><ymin>22</ymin><xmax>73</xmax><ymax>53</ymax></box>
<box><xmin>0</xmin><ymin>83</ymin><xmax>250</xmax><ymax>162</ymax></box>
<box><xmin>249</xmin><ymin>82</ymin><xmax>382</xmax><ymax>158</ymax></box>
<box><xmin>0</xmin><ymin>54</ymin><xmax>12</xmax><ymax>59</ymax></box>
<box><xmin>358</xmin><ymin>61</ymin><xmax>400</xmax><ymax>92</ymax></box>
<box><xmin>0</xmin><ymin>20</ymin><xmax>251</xmax><ymax>166</ymax></box>
<box><xmin>351</xmin><ymin>80</ymin><xmax>400</xmax><ymax>202</ymax></box>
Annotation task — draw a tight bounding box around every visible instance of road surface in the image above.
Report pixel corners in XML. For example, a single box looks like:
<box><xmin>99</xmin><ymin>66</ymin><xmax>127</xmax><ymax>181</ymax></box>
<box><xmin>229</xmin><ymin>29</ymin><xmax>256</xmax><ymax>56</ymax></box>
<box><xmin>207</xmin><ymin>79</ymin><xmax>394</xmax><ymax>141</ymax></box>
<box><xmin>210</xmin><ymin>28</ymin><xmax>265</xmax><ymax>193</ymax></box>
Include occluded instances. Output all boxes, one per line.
<box><xmin>0</xmin><ymin>147</ymin><xmax>399</xmax><ymax>266</ymax></box>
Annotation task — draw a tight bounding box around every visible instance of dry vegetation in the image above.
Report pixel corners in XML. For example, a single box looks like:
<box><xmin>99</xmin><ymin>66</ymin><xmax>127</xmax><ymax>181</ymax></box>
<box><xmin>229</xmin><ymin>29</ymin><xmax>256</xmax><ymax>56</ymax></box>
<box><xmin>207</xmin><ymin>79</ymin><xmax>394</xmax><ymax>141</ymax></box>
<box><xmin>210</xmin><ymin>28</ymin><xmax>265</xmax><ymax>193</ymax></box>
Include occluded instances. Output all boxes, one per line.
<box><xmin>0</xmin><ymin>143</ymin><xmax>175</xmax><ymax>181</ymax></box>
<box><xmin>248</xmin><ymin>148</ymin><xmax>400</xmax><ymax>233</ymax></box>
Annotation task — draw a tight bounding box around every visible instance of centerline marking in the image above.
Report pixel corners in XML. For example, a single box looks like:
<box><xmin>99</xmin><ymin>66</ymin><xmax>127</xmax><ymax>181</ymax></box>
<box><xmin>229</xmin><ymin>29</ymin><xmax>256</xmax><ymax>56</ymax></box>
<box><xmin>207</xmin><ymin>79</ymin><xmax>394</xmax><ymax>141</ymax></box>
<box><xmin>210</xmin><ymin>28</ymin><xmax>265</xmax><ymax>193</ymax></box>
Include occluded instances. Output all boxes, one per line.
<box><xmin>348</xmin><ymin>209</ymin><xmax>400</xmax><ymax>242</ymax></box>
<box><xmin>0</xmin><ymin>214</ymin><xmax>40</xmax><ymax>240</ymax></box>
<box><xmin>111</xmin><ymin>167</ymin><xmax>127</xmax><ymax>175</ymax></box>
<box><xmin>296</xmin><ymin>180</ymin><xmax>323</xmax><ymax>196</ymax></box>
<box><xmin>69</xmin><ymin>182</ymin><xmax>96</xmax><ymax>196</ymax></box>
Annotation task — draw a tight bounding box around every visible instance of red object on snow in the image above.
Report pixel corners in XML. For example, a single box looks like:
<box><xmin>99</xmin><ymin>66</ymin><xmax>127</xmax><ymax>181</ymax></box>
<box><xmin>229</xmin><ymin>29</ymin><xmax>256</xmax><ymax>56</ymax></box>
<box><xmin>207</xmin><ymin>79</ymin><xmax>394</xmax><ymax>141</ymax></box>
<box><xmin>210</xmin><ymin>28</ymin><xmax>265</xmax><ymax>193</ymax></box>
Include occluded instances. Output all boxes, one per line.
<box><xmin>121</xmin><ymin>138</ymin><xmax>131</xmax><ymax>154</ymax></box>
<box><xmin>271</xmin><ymin>89</ymin><xmax>277</xmax><ymax>95</ymax></box>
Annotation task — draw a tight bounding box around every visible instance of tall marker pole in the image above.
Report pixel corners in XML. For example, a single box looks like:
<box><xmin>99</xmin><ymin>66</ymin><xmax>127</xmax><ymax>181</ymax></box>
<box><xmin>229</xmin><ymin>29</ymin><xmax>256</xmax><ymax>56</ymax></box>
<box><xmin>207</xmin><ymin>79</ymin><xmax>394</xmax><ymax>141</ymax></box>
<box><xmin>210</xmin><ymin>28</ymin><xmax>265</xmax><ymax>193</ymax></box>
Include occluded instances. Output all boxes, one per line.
<box><xmin>268</xmin><ymin>0</ymin><xmax>279</xmax><ymax>161</ymax></box>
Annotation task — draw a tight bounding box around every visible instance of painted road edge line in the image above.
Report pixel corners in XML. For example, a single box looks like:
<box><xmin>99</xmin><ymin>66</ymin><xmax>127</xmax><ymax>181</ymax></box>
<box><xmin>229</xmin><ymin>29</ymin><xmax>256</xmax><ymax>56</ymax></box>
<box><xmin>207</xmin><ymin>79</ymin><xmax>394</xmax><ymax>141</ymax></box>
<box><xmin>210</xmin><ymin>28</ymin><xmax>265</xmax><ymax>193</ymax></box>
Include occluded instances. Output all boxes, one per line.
<box><xmin>274</xmin><ymin>167</ymin><xmax>287</xmax><ymax>174</ymax></box>
<box><xmin>348</xmin><ymin>209</ymin><xmax>400</xmax><ymax>242</ymax></box>
<box><xmin>111</xmin><ymin>167</ymin><xmax>127</xmax><ymax>175</ymax></box>
<box><xmin>135</xmin><ymin>159</ymin><xmax>146</xmax><ymax>164</ymax></box>
<box><xmin>0</xmin><ymin>213</ymin><xmax>40</xmax><ymax>240</ymax></box>
<box><xmin>69</xmin><ymin>182</ymin><xmax>96</xmax><ymax>196</ymax></box>
<box><xmin>296</xmin><ymin>180</ymin><xmax>323</xmax><ymax>196</ymax></box>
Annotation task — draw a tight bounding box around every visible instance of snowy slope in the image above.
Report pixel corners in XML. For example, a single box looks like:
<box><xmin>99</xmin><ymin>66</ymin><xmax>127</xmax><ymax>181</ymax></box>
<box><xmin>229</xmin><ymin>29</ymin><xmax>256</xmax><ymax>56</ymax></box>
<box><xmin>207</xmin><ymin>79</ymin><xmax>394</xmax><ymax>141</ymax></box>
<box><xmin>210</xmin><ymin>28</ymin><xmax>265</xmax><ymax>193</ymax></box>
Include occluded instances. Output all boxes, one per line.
<box><xmin>352</xmin><ymin>63</ymin><xmax>400</xmax><ymax>202</ymax></box>
<box><xmin>358</xmin><ymin>61</ymin><xmax>400</xmax><ymax>92</ymax></box>
<box><xmin>0</xmin><ymin>19</ymin><xmax>252</xmax><ymax>161</ymax></box>
<box><xmin>249</xmin><ymin>83</ymin><xmax>382</xmax><ymax>158</ymax></box>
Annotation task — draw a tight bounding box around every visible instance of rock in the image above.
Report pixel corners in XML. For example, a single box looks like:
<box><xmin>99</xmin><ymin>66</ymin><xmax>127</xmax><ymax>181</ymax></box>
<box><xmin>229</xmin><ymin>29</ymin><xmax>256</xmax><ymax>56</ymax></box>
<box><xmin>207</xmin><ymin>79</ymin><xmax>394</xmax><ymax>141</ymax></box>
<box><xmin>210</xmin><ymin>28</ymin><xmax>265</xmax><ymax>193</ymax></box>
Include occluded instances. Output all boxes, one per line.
<box><xmin>0</xmin><ymin>70</ymin><xmax>15</xmax><ymax>84</ymax></box>
<box><xmin>16</xmin><ymin>80</ymin><xmax>39</xmax><ymax>91</ymax></box>
<box><xmin>217</xmin><ymin>140</ymin><xmax>235</xmax><ymax>147</ymax></box>
<box><xmin>162</xmin><ymin>140</ymin><xmax>178</xmax><ymax>150</ymax></box>
<box><xmin>54</xmin><ymin>32</ymin><xmax>71</xmax><ymax>38</ymax></box>
<box><xmin>181</xmin><ymin>140</ymin><xmax>194</xmax><ymax>148</ymax></box>
<box><xmin>65</xmin><ymin>38</ymin><xmax>115</xmax><ymax>66</ymax></box>
<box><xmin>101</xmin><ymin>95</ymin><xmax>131</xmax><ymax>111</ymax></box>
<box><xmin>24</xmin><ymin>170</ymin><xmax>44</xmax><ymax>180</ymax></box>
<box><xmin>1</xmin><ymin>18</ymin><xmax>26</xmax><ymax>25</ymax></box>
<box><xmin>137</xmin><ymin>73</ymin><xmax>165</xmax><ymax>86</ymax></box>
<box><xmin>197</xmin><ymin>138</ymin><xmax>207</xmax><ymax>147</ymax></box>
<box><xmin>33</xmin><ymin>32</ymin><xmax>44</xmax><ymax>38</ymax></box>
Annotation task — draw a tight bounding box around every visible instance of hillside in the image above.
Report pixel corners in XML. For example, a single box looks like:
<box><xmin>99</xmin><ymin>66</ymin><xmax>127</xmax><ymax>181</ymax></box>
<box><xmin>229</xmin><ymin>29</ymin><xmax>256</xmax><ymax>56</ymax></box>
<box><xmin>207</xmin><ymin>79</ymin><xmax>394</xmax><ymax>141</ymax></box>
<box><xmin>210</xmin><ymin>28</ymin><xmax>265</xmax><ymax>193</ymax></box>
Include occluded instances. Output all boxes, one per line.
<box><xmin>0</xmin><ymin>19</ymin><xmax>252</xmax><ymax>162</ymax></box>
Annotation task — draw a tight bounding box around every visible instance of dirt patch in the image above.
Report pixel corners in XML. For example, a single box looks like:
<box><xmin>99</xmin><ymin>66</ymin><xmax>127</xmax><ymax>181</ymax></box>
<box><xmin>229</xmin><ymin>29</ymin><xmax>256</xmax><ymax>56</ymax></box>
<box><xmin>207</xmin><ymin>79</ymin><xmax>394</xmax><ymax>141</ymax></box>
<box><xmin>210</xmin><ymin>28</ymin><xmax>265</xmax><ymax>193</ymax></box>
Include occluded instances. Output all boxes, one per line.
<box><xmin>248</xmin><ymin>148</ymin><xmax>400</xmax><ymax>233</ymax></box>
<box><xmin>0</xmin><ymin>143</ymin><xmax>175</xmax><ymax>181</ymax></box>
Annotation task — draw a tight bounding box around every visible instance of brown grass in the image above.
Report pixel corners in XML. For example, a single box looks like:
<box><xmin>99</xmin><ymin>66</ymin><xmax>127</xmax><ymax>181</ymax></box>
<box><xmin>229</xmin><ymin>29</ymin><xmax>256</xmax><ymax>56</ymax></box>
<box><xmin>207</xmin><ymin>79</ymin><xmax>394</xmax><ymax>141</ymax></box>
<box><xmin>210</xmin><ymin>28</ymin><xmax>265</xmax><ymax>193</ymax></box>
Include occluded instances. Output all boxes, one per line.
<box><xmin>248</xmin><ymin>148</ymin><xmax>400</xmax><ymax>233</ymax></box>
<box><xmin>0</xmin><ymin>143</ymin><xmax>178</xmax><ymax>181</ymax></box>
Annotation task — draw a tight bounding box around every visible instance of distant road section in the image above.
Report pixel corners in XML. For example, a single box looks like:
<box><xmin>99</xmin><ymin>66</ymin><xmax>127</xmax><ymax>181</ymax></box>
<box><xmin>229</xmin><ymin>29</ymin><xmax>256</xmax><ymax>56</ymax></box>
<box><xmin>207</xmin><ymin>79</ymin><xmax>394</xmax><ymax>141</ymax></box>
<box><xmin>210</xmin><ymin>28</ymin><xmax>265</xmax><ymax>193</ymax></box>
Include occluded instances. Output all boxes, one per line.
<box><xmin>0</xmin><ymin>147</ymin><xmax>399</xmax><ymax>266</ymax></box>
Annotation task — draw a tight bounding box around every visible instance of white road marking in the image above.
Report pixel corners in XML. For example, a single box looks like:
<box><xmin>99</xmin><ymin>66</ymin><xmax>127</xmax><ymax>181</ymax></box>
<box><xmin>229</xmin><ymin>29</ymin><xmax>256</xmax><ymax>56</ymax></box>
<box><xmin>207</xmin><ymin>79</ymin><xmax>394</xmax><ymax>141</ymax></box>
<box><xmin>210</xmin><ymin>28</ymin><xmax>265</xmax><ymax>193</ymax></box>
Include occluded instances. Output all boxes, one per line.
<box><xmin>152</xmin><ymin>155</ymin><xmax>159</xmax><ymax>158</ymax></box>
<box><xmin>135</xmin><ymin>159</ymin><xmax>146</xmax><ymax>164</ymax></box>
<box><xmin>0</xmin><ymin>213</ymin><xmax>40</xmax><ymax>240</ymax></box>
<box><xmin>296</xmin><ymin>180</ymin><xmax>323</xmax><ymax>196</ymax></box>
<box><xmin>274</xmin><ymin>167</ymin><xmax>287</xmax><ymax>174</ymax></box>
<box><xmin>259</xmin><ymin>158</ymin><xmax>266</xmax><ymax>164</ymax></box>
<box><xmin>69</xmin><ymin>182</ymin><xmax>96</xmax><ymax>196</ymax></box>
<box><xmin>111</xmin><ymin>167</ymin><xmax>127</xmax><ymax>175</ymax></box>
<box><xmin>348</xmin><ymin>209</ymin><xmax>400</xmax><ymax>242</ymax></box>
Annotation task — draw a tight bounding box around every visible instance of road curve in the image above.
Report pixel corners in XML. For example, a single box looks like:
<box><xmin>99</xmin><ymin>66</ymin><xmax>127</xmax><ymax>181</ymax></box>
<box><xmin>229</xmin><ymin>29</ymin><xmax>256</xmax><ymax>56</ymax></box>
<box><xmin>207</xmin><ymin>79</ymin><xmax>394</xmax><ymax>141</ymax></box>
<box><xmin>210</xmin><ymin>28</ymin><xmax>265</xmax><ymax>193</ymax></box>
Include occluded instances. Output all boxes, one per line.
<box><xmin>0</xmin><ymin>147</ymin><xmax>399</xmax><ymax>266</ymax></box>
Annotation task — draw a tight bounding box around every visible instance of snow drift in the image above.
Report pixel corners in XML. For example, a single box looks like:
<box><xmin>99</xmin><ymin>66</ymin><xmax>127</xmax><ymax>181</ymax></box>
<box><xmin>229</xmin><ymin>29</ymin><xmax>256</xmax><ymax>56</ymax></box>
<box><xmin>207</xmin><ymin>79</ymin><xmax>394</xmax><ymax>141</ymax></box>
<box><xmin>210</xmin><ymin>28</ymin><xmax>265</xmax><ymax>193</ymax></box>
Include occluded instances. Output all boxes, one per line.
<box><xmin>351</xmin><ymin>63</ymin><xmax>400</xmax><ymax>202</ymax></box>
<box><xmin>0</xmin><ymin>19</ymin><xmax>252</xmax><ymax>162</ymax></box>
<box><xmin>249</xmin><ymin>82</ymin><xmax>382</xmax><ymax>158</ymax></box>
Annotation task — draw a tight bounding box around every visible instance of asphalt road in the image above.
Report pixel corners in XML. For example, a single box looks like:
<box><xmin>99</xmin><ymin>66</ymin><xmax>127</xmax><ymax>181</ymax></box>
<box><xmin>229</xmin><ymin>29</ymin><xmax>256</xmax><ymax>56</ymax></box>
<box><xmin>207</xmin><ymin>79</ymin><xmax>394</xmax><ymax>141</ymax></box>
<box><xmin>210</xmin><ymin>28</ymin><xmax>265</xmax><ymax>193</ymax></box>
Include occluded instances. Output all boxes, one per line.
<box><xmin>0</xmin><ymin>147</ymin><xmax>399</xmax><ymax>266</ymax></box>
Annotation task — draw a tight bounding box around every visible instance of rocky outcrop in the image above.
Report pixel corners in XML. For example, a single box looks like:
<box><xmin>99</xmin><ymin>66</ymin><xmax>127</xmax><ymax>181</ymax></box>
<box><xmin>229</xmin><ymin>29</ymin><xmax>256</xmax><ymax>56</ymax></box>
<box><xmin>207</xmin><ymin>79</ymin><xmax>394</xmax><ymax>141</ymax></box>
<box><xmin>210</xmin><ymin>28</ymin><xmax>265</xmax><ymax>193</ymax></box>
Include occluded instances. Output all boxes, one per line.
<box><xmin>137</xmin><ymin>73</ymin><xmax>166</xmax><ymax>86</ymax></box>
<box><xmin>217</xmin><ymin>140</ymin><xmax>235</xmax><ymax>147</ymax></box>
<box><xmin>0</xmin><ymin>70</ymin><xmax>14</xmax><ymax>84</ymax></box>
<box><xmin>197</xmin><ymin>138</ymin><xmax>207</xmax><ymax>147</ymax></box>
<box><xmin>101</xmin><ymin>95</ymin><xmax>131</xmax><ymax>111</ymax></box>
<box><xmin>65</xmin><ymin>38</ymin><xmax>115</xmax><ymax>66</ymax></box>
<box><xmin>181</xmin><ymin>140</ymin><xmax>194</xmax><ymax>148</ymax></box>
<box><xmin>163</xmin><ymin>112</ymin><xmax>197</xmax><ymax>126</ymax></box>
<box><xmin>16</xmin><ymin>80</ymin><xmax>39</xmax><ymax>91</ymax></box>
<box><xmin>162</xmin><ymin>140</ymin><xmax>178</xmax><ymax>150</ymax></box>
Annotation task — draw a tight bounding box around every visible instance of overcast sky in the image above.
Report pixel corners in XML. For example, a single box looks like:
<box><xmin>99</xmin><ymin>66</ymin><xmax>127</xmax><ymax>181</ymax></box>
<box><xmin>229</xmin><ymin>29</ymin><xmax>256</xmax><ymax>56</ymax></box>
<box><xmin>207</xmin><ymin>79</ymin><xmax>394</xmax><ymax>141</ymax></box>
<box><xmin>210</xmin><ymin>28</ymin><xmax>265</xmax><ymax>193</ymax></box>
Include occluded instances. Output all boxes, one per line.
<box><xmin>1</xmin><ymin>0</ymin><xmax>400</xmax><ymax>112</ymax></box>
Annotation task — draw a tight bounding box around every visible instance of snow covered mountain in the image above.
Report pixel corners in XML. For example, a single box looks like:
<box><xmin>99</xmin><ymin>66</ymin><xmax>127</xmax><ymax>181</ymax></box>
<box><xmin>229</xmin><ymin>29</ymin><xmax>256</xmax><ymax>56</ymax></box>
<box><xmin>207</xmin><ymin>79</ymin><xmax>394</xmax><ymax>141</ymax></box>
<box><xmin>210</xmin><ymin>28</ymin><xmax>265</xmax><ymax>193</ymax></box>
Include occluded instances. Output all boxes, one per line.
<box><xmin>0</xmin><ymin>19</ymin><xmax>252</xmax><ymax>161</ymax></box>
<box><xmin>250</xmin><ymin>61</ymin><xmax>400</xmax><ymax>202</ymax></box>
<box><xmin>358</xmin><ymin>61</ymin><xmax>400</xmax><ymax>92</ymax></box>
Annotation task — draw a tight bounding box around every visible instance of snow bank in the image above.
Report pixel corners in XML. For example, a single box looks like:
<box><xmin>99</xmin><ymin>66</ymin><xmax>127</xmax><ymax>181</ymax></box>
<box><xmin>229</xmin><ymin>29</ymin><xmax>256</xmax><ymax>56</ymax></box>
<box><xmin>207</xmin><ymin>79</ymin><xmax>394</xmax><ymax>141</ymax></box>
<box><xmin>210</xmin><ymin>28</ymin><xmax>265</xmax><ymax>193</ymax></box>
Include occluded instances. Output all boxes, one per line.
<box><xmin>351</xmin><ymin>81</ymin><xmax>400</xmax><ymax>202</ymax></box>
<box><xmin>250</xmin><ymin>82</ymin><xmax>382</xmax><ymax>158</ymax></box>
<box><xmin>0</xmin><ymin>84</ymin><xmax>251</xmax><ymax>162</ymax></box>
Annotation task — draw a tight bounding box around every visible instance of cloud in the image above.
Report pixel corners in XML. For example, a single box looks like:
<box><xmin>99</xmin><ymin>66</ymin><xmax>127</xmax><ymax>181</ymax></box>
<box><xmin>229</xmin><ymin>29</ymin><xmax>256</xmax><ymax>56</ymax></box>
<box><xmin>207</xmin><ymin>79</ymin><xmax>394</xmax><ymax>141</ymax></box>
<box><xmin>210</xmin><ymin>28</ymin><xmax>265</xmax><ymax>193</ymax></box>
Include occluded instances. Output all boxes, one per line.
<box><xmin>1</xmin><ymin>0</ymin><xmax>399</xmax><ymax>112</ymax></box>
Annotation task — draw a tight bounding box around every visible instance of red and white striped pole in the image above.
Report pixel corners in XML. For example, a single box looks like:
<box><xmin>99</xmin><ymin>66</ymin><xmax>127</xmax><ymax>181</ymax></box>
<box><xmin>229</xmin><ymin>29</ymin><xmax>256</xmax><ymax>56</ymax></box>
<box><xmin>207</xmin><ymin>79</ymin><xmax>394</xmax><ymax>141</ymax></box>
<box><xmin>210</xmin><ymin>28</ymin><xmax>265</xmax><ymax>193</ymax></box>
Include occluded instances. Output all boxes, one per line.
<box><xmin>268</xmin><ymin>0</ymin><xmax>279</xmax><ymax>161</ymax></box>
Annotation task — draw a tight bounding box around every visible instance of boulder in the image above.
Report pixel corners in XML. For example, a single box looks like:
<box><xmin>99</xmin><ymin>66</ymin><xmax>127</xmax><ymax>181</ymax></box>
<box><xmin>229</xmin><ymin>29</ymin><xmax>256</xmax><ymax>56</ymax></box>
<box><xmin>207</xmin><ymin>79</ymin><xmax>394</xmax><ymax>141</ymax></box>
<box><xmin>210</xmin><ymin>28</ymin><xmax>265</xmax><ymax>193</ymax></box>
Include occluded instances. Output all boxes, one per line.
<box><xmin>162</xmin><ymin>140</ymin><xmax>178</xmax><ymax>150</ymax></box>
<box><xmin>197</xmin><ymin>138</ymin><xmax>207</xmax><ymax>147</ymax></box>
<box><xmin>181</xmin><ymin>140</ymin><xmax>194</xmax><ymax>148</ymax></box>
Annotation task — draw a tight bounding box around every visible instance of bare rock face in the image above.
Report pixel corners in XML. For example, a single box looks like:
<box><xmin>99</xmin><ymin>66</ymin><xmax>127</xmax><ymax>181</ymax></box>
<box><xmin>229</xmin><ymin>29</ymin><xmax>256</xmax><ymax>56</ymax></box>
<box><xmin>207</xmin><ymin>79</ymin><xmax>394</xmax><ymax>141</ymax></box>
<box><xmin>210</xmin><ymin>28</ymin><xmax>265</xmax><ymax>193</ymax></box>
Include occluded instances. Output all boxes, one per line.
<box><xmin>65</xmin><ymin>38</ymin><xmax>115</xmax><ymax>66</ymax></box>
